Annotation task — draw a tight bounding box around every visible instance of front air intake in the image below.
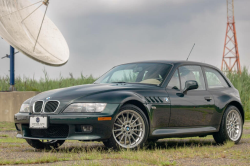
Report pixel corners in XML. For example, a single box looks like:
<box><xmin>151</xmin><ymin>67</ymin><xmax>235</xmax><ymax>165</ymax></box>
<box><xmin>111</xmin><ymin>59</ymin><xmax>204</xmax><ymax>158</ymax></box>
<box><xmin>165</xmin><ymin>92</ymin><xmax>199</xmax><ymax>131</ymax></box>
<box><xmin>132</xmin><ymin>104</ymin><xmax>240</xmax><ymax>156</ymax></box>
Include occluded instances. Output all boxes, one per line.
<box><xmin>30</xmin><ymin>125</ymin><xmax>69</xmax><ymax>138</ymax></box>
<box><xmin>44</xmin><ymin>101</ymin><xmax>59</xmax><ymax>113</ymax></box>
<box><xmin>34</xmin><ymin>101</ymin><xmax>43</xmax><ymax>113</ymax></box>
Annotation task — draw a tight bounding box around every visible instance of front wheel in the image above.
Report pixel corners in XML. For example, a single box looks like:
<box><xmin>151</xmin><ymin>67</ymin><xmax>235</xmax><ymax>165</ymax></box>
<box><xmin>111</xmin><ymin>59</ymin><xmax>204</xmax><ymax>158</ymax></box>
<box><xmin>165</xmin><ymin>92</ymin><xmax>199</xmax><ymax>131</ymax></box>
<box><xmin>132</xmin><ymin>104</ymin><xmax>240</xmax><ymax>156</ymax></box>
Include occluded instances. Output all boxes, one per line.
<box><xmin>213</xmin><ymin>106</ymin><xmax>243</xmax><ymax>144</ymax></box>
<box><xmin>26</xmin><ymin>139</ymin><xmax>65</xmax><ymax>150</ymax></box>
<box><xmin>103</xmin><ymin>104</ymin><xmax>149</xmax><ymax>149</ymax></box>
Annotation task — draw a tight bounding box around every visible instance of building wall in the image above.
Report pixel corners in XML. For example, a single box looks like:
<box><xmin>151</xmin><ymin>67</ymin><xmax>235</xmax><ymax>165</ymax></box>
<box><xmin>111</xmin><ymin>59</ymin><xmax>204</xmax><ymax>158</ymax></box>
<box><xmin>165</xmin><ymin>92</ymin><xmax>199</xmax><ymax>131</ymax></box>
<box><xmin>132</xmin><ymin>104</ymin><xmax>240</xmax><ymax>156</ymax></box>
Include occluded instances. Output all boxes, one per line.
<box><xmin>0</xmin><ymin>92</ymin><xmax>39</xmax><ymax>122</ymax></box>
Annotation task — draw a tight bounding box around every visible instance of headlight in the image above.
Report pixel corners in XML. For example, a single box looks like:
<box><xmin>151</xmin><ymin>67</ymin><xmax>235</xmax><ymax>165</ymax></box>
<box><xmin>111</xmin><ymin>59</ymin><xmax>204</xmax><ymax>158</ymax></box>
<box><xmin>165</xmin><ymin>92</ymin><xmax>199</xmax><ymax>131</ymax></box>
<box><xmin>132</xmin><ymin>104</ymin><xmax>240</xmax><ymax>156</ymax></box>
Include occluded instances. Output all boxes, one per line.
<box><xmin>20</xmin><ymin>104</ymin><xmax>30</xmax><ymax>113</ymax></box>
<box><xmin>64</xmin><ymin>103</ymin><xmax>107</xmax><ymax>113</ymax></box>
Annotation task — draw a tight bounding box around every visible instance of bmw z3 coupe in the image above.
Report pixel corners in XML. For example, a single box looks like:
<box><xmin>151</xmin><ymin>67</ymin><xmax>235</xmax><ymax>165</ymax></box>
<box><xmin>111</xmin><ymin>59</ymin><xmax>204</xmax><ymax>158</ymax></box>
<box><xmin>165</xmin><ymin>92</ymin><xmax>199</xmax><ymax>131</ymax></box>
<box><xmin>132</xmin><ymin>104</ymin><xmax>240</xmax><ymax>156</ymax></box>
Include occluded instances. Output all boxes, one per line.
<box><xmin>14</xmin><ymin>61</ymin><xmax>244</xmax><ymax>149</ymax></box>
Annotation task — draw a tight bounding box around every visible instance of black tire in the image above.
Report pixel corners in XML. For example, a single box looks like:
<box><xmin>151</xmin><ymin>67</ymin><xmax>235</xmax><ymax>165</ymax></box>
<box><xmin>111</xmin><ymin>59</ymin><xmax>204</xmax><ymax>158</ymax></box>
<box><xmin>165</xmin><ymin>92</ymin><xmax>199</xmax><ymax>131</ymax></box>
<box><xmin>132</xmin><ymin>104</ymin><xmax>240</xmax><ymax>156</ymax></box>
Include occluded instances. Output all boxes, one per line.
<box><xmin>145</xmin><ymin>139</ymin><xmax>158</xmax><ymax>144</ymax></box>
<box><xmin>26</xmin><ymin>139</ymin><xmax>65</xmax><ymax>150</ymax></box>
<box><xmin>144</xmin><ymin>139</ymin><xmax>158</xmax><ymax>148</ymax></box>
<box><xmin>213</xmin><ymin>106</ymin><xmax>243</xmax><ymax>144</ymax></box>
<box><xmin>103</xmin><ymin>104</ymin><xmax>149</xmax><ymax>150</ymax></box>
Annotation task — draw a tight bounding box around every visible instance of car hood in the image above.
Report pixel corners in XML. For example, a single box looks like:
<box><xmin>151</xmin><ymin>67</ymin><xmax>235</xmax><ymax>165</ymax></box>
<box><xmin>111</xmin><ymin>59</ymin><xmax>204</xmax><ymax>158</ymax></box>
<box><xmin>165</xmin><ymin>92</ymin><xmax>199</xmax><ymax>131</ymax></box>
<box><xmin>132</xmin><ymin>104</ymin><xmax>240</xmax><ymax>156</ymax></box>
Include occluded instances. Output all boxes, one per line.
<box><xmin>31</xmin><ymin>83</ymin><xmax>158</xmax><ymax>102</ymax></box>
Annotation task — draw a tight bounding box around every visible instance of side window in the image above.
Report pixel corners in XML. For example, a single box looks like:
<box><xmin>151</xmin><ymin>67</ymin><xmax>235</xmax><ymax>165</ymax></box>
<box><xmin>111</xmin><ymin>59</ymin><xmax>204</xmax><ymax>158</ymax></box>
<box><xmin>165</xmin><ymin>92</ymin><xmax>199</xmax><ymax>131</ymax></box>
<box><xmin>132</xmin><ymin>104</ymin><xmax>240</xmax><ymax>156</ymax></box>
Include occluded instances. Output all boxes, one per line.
<box><xmin>179</xmin><ymin>66</ymin><xmax>206</xmax><ymax>90</ymax></box>
<box><xmin>204</xmin><ymin>67</ymin><xmax>229</xmax><ymax>89</ymax></box>
<box><xmin>167</xmin><ymin>70</ymin><xmax>180</xmax><ymax>90</ymax></box>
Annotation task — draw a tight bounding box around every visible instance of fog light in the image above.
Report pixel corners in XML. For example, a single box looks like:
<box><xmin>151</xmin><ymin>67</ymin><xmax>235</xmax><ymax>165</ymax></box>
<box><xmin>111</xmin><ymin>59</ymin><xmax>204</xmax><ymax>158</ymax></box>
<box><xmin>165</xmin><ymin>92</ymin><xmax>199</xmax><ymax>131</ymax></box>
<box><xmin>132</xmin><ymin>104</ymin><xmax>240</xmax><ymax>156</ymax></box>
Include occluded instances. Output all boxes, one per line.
<box><xmin>15</xmin><ymin>124</ymin><xmax>22</xmax><ymax>131</ymax></box>
<box><xmin>82</xmin><ymin>125</ymin><xmax>93</xmax><ymax>132</ymax></box>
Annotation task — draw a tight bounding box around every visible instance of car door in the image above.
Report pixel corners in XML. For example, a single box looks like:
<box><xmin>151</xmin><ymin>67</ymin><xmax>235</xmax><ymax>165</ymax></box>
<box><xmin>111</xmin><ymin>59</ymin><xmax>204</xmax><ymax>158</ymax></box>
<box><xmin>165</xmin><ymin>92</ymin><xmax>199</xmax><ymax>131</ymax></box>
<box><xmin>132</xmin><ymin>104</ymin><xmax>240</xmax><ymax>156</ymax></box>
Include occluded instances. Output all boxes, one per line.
<box><xmin>167</xmin><ymin>65</ymin><xmax>216</xmax><ymax>127</ymax></box>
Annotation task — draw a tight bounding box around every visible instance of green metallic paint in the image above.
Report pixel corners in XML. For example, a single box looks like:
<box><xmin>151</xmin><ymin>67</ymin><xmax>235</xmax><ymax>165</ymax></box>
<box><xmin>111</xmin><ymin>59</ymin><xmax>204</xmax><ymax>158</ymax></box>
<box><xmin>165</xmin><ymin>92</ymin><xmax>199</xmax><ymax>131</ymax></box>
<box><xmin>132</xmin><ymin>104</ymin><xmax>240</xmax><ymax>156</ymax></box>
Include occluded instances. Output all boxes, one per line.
<box><xmin>14</xmin><ymin>61</ymin><xmax>245</xmax><ymax>142</ymax></box>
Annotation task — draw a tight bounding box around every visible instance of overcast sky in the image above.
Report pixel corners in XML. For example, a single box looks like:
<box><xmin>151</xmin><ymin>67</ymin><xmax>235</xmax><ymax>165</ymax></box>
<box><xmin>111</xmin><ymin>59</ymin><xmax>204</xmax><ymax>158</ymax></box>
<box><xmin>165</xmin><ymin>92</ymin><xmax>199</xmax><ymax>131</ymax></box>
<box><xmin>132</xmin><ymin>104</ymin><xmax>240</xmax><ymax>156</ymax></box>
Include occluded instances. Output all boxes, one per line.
<box><xmin>0</xmin><ymin>0</ymin><xmax>250</xmax><ymax>80</ymax></box>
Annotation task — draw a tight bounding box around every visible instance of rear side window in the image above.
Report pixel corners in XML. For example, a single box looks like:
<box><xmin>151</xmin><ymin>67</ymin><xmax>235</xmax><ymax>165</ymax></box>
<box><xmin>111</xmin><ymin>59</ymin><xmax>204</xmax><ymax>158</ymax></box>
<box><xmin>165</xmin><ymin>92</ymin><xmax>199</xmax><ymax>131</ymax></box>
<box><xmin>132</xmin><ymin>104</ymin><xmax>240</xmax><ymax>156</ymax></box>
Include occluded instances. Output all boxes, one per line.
<box><xmin>204</xmin><ymin>67</ymin><xmax>229</xmax><ymax>89</ymax></box>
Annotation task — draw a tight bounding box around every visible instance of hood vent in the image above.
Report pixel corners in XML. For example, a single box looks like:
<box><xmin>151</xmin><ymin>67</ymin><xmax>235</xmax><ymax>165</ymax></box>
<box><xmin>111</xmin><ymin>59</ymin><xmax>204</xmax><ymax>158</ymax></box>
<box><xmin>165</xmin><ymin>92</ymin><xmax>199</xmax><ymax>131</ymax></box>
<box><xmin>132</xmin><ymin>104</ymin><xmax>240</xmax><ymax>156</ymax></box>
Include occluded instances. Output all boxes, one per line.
<box><xmin>145</xmin><ymin>97</ymin><xmax>163</xmax><ymax>103</ymax></box>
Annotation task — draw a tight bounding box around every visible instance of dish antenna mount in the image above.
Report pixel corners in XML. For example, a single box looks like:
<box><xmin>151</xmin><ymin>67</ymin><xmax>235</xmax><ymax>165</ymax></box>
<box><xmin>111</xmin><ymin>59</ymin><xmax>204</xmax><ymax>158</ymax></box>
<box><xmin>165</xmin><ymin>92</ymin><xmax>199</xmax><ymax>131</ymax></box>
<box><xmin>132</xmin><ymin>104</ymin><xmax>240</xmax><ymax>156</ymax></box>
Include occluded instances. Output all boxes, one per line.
<box><xmin>43</xmin><ymin>0</ymin><xmax>49</xmax><ymax>6</ymax></box>
<box><xmin>0</xmin><ymin>0</ymin><xmax>70</xmax><ymax>91</ymax></box>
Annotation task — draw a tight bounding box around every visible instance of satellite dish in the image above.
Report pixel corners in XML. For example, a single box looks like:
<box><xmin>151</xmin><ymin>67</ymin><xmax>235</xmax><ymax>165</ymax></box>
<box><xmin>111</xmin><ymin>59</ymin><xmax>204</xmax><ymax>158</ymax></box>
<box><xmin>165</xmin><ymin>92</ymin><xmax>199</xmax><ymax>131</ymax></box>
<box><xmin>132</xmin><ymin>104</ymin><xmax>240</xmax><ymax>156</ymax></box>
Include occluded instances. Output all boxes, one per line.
<box><xmin>0</xmin><ymin>0</ymin><xmax>69</xmax><ymax>66</ymax></box>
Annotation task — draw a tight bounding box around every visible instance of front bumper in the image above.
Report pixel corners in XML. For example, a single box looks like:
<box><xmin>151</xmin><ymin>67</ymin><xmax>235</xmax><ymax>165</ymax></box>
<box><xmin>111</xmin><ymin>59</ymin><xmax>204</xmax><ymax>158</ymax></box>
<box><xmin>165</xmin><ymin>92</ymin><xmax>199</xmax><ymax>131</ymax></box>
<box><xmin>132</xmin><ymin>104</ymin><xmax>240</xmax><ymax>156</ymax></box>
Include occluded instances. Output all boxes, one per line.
<box><xmin>14</xmin><ymin>104</ymin><xmax>120</xmax><ymax>141</ymax></box>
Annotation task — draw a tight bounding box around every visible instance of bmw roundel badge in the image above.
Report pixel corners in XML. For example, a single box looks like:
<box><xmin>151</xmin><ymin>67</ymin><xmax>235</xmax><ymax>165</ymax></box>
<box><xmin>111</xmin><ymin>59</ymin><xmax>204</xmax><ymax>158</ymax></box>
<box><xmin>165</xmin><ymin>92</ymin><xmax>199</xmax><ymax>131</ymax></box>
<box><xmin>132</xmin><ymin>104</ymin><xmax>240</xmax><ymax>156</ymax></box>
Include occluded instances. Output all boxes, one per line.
<box><xmin>36</xmin><ymin>117</ymin><xmax>40</xmax><ymax>123</ymax></box>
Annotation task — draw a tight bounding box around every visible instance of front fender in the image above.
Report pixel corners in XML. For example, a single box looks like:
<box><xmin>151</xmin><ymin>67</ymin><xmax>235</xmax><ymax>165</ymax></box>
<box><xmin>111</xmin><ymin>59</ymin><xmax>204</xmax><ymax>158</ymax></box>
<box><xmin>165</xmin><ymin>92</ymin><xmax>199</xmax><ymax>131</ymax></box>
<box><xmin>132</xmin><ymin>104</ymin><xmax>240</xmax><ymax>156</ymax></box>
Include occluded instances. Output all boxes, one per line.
<box><xmin>74</xmin><ymin>91</ymin><xmax>147</xmax><ymax>104</ymax></box>
<box><xmin>74</xmin><ymin>91</ymin><xmax>150</xmax><ymax>125</ymax></box>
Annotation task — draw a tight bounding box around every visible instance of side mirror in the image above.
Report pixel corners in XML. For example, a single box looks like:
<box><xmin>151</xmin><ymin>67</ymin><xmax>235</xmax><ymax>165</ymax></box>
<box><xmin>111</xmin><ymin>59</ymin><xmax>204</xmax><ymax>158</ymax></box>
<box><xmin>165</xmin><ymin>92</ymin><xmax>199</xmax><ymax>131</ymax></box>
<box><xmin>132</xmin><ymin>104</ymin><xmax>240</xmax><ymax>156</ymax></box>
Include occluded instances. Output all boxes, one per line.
<box><xmin>183</xmin><ymin>80</ymin><xmax>198</xmax><ymax>94</ymax></box>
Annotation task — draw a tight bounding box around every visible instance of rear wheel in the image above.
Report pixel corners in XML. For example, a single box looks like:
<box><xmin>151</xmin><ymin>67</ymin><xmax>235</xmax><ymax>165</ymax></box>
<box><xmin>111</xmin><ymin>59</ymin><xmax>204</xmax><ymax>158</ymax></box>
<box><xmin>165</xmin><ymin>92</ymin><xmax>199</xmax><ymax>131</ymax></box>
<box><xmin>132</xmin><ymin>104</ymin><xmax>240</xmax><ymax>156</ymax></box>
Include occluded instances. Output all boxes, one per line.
<box><xmin>103</xmin><ymin>104</ymin><xmax>149</xmax><ymax>149</ymax></box>
<box><xmin>213</xmin><ymin>106</ymin><xmax>243</xmax><ymax>144</ymax></box>
<box><xmin>26</xmin><ymin>139</ymin><xmax>65</xmax><ymax>150</ymax></box>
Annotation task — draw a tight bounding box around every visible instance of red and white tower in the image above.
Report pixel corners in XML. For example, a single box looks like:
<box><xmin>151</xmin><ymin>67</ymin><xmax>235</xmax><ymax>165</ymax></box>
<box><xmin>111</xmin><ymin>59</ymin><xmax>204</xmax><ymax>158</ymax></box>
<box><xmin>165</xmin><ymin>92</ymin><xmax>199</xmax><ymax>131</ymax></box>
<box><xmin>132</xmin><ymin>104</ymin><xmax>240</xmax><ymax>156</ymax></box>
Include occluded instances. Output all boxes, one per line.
<box><xmin>221</xmin><ymin>0</ymin><xmax>241</xmax><ymax>73</ymax></box>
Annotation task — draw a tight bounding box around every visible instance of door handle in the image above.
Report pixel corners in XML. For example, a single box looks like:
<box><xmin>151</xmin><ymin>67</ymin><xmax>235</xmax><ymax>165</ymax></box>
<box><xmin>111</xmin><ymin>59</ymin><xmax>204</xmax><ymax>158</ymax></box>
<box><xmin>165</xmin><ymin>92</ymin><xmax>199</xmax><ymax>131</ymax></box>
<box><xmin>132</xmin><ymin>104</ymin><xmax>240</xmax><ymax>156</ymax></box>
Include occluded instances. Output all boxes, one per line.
<box><xmin>204</xmin><ymin>96</ymin><xmax>212</xmax><ymax>101</ymax></box>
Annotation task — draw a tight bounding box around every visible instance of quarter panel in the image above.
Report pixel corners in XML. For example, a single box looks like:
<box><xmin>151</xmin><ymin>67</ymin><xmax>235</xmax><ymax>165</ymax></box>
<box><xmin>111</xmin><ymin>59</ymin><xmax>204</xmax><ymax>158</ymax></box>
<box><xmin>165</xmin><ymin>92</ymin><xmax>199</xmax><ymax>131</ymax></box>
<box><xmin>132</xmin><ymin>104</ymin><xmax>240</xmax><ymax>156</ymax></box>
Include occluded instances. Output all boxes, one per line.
<box><xmin>208</xmin><ymin>87</ymin><xmax>242</xmax><ymax>127</ymax></box>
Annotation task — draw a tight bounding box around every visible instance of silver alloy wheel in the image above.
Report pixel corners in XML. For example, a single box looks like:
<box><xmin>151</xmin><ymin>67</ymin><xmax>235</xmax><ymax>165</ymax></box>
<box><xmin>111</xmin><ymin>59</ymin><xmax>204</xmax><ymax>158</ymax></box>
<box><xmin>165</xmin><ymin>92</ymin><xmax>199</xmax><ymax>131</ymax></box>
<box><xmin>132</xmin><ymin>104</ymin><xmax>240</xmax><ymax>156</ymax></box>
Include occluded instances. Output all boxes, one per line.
<box><xmin>226</xmin><ymin>109</ymin><xmax>242</xmax><ymax>141</ymax></box>
<box><xmin>112</xmin><ymin>110</ymin><xmax>145</xmax><ymax>148</ymax></box>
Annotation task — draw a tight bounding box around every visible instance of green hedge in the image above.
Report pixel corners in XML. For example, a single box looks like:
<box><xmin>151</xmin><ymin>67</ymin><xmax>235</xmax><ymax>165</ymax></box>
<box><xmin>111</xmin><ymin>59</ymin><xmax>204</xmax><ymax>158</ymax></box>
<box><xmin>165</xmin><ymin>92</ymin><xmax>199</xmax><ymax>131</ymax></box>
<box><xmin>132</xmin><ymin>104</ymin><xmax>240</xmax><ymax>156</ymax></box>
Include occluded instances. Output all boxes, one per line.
<box><xmin>0</xmin><ymin>68</ymin><xmax>249</xmax><ymax>119</ymax></box>
<box><xmin>0</xmin><ymin>70</ymin><xmax>96</xmax><ymax>92</ymax></box>
<box><xmin>227</xmin><ymin>67</ymin><xmax>250</xmax><ymax>120</ymax></box>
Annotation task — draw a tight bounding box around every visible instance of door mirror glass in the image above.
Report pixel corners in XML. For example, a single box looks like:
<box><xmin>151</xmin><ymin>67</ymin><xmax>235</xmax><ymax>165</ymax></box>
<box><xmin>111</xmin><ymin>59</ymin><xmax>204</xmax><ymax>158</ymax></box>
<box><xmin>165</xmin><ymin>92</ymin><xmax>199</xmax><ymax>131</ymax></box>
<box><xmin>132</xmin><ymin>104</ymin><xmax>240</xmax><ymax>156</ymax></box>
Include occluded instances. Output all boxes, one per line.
<box><xmin>183</xmin><ymin>80</ymin><xmax>199</xmax><ymax>93</ymax></box>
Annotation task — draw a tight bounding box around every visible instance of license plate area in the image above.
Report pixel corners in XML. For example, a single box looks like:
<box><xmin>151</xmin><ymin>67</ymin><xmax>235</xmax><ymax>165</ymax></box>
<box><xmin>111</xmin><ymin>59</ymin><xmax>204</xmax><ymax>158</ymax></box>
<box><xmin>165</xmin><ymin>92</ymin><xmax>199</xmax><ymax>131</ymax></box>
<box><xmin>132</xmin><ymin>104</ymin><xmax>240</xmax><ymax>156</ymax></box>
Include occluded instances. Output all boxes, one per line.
<box><xmin>29</xmin><ymin>116</ymin><xmax>48</xmax><ymax>129</ymax></box>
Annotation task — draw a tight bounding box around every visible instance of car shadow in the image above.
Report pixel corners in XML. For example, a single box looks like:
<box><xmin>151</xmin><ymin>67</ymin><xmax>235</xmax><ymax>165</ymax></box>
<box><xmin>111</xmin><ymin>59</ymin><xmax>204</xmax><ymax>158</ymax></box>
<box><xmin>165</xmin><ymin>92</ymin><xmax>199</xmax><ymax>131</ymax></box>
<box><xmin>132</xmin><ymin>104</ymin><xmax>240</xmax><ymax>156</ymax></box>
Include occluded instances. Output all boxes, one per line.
<box><xmin>38</xmin><ymin>138</ymin><xmax>219</xmax><ymax>153</ymax></box>
<box><xmin>19</xmin><ymin>138</ymin><xmax>221</xmax><ymax>153</ymax></box>
<box><xmin>147</xmin><ymin>138</ymin><xmax>217</xmax><ymax>150</ymax></box>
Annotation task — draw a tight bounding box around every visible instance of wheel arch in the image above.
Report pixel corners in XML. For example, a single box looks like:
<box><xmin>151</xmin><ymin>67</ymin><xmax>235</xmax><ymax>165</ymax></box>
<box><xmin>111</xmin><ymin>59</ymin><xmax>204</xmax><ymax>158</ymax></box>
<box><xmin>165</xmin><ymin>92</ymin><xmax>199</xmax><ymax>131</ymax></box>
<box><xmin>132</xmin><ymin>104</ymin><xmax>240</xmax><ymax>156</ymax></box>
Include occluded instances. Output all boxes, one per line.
<box><xmin>121</xmin><ymin>100</ymin><xmax>150</xmax><ymax>128</ymax></box>
<box><xmin>226</xmin><ymin>101</ymin><xmax>245</xmax><ymax>124</ymax></box>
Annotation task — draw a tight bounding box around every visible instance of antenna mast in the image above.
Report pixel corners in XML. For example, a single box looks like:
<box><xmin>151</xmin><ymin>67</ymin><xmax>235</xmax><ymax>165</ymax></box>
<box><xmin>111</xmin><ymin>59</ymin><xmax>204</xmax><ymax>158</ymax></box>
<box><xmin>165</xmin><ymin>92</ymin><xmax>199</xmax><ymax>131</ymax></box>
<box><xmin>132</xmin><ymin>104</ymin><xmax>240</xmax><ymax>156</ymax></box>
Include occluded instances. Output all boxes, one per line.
<box><xmin>186</xmin><ymin>43</ymin><xmax>195</xmax><ymax>61</ymax></box>
<box><xmin>221</xmin><ymin>0</ymin><xmax>241</xmax><ymax>73</ymax></box>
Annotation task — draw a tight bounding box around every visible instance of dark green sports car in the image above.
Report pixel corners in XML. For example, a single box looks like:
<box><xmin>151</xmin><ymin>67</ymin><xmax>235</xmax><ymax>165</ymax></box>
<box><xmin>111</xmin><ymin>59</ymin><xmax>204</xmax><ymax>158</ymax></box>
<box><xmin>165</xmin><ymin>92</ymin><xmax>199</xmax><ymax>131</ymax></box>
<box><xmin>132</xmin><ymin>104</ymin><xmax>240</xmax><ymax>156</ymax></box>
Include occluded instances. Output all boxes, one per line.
<box><xmin>14</xmin><ymin>61</ymin><xmax>244</xmax><ymax>149</ymax></box>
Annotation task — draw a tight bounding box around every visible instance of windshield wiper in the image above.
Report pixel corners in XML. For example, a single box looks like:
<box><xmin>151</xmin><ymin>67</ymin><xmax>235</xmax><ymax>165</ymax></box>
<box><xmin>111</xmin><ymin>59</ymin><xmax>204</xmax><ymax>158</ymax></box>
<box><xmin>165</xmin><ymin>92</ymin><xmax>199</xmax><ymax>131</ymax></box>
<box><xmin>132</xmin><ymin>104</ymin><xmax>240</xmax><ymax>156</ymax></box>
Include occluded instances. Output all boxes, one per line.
<box><xmin>111</xmin><ymin>82</ymin><xmax>127</xmax><ymax>83</ymax></box>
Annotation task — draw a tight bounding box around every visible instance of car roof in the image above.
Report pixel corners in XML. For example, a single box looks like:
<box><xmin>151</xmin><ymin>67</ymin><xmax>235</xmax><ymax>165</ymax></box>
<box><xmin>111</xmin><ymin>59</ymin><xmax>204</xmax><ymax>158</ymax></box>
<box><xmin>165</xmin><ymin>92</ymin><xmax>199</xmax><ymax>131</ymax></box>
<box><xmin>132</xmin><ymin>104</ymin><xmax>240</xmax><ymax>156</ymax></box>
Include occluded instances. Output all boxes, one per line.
<box><xmin>122</xmin><ymin>60</ymin><xmax>218</xmax><ymax>69</ymax></box>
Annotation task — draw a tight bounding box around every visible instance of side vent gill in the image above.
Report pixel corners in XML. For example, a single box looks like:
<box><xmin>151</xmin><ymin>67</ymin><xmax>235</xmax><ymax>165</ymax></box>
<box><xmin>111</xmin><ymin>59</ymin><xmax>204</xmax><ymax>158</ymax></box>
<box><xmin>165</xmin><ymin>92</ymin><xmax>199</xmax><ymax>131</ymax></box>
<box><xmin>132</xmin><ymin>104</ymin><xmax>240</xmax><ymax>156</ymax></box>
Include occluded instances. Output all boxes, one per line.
<box><xmin>145</xmin><ymin>97</ymin><xmax>163</xmax><ymax>103</ymax></box>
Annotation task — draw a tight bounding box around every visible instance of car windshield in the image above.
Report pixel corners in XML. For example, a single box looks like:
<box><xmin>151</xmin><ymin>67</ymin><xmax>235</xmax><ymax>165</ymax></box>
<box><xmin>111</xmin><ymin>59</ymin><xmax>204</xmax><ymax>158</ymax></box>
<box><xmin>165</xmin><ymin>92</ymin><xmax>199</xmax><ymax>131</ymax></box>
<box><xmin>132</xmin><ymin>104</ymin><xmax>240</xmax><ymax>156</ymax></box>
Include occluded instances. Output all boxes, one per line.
<box><xmin>95</xmin><ymin>63</ymin><xmax>172</xmax><ymax>86</ymax></box>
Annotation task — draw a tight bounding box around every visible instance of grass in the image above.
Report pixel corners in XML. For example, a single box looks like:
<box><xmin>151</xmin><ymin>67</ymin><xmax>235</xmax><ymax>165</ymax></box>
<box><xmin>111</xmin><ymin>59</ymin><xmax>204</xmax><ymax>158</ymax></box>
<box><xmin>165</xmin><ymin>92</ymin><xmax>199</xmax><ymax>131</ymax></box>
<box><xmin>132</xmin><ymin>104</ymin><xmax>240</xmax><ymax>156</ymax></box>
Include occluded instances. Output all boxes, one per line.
<box><xmin>0</xmin><ymin>155</ymin><xmax>70</xmax><ymax>165</ymax></box>
<box><xmin>0</xmin><ymin>140</ymin><xmax>237</xmax><ymax>165</ymax></box>
<box><xmin>0</xmin><ymin>140</ymin><xmax>243</xmax><ymax>165</ymax></box>
<box><xmin>0</xmin><ymin>122</ymin><xmax>249</xmax><ymax>165</ymax></box>
<box><xmin>0</xmin><ymin>69</ymin><xmax>96</xmax><ymax>92</ymax></box>
<box><xmin>0</xmin><ymin>122</ymin><xmax>16</xmax><ymax>132</ymax></box>
<box><xmin>0</xmin><ymin>137</ymin><xmax>25</xmax><ymax>143</ymax></box>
